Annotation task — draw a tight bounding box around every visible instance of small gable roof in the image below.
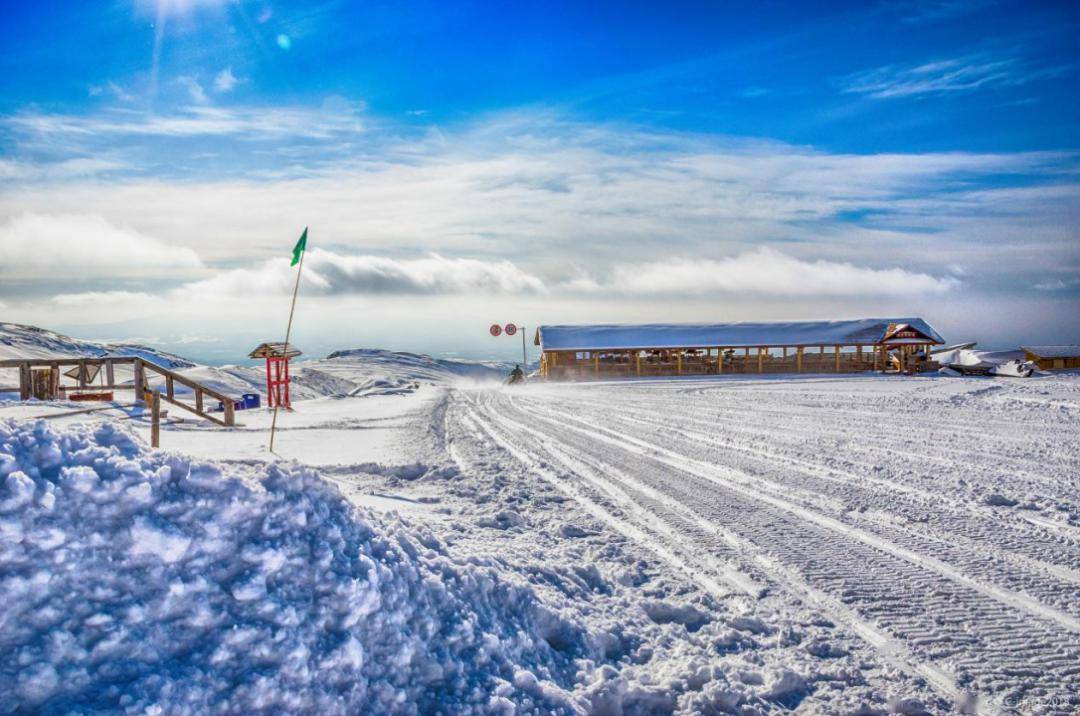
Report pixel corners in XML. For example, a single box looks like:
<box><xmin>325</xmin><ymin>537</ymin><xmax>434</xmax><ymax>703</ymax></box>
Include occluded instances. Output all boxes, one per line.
<box><xmin>535</xmin><ymin>318</ymin><xmax>944</xmax><ymax>351</ymax></box>
<box><xmin>248</xmin><ymin>342</ymin><xmax>302</xmax><ymax>359</ymax></box>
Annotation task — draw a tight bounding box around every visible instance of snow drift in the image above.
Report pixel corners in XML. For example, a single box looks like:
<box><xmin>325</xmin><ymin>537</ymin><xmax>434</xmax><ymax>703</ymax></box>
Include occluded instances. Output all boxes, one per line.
<box><xmin>0</xmin><ymin>419</ymin><xmax>590</xmax><ymax>713</ymax></box>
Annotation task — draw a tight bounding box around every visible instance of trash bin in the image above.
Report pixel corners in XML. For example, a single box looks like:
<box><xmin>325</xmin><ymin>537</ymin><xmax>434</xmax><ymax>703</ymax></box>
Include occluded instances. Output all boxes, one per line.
<box><xmin>243</xmin><ymin>393</ymin><xmax>260</xmax><ymax>409</ymax></box>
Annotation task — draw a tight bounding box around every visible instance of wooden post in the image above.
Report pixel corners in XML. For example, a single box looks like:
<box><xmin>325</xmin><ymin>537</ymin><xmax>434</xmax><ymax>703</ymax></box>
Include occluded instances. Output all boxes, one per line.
<box><xmin>677</xmin><ymin>351</ymin><xmax>682</xmax><ymax>375</ymax></box>
<box><xmin>835</xmin><ymin>345</ymin><xmax>841</xmax><ymax>372</ymax></box>
<box><xmin>150</xmin><ymin>391</ymin><xmax>161</xmax><ymax>448</ymax></box>
<box><xmin>783</xmin><ymin>346</ymin><xmax>788</xmax><ymax>359</ymax></box>
<box><xmin>857</xmin><ymin>345</ymin><xmax>863</xmax><ymax>368</ymax></box>
<box><xmin>717</xmin><ymin>348</ymin><xmax>723</xmax><ymax>374</ymax></box>
<box><xmin>797</xmin><ymin>347</ymin><xmax>803</xmax><ymax>372</ymax></box>
<box><xmin>105</xmin><ymin>359</ymin><xmax>115</xmax><ymax>388</ymax></box>
<box><xmin>593</xmin><ymin>352</ymin><xmax>599</xmax><ymax>377</ymax></box>
<box><xmin>224</xmin><ymin>399</ymin><xmax>235</xmax><ymax>427</ymax></box>
<box><xmin>757</xmin><ymin>347</ymin><xmax>764</xmax><ymax>373</ymax></box>
<box><xmin>636</xmin><ymin>352</ymin><xmax>641</xmax><ymax>376</ymax></box>
<box><xmin>195</xmin><ymin>389</ymin><xmax>204</xmax><ymax>414</ymax></box>
<box><xmin>166</xmin><ymin>375</ymin><xmax>175</xmax><ymax>401</ymax></box>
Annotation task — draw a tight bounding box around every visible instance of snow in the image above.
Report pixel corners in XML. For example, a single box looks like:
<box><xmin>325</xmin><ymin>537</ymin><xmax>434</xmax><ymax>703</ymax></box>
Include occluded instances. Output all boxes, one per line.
<box><xmin>535</xmin><ymin>317</ymin><xmax>945</xmax><ymax>351</ymax></box>
<box><xmin>0</xmin><ymin>419</ymin><xmax>590</xmax><ymax>713</ymax></box>
<box><xmin>2</xmin><ymin>323</ymin><xmax>1079</xmax><ymax>714</ymax></box>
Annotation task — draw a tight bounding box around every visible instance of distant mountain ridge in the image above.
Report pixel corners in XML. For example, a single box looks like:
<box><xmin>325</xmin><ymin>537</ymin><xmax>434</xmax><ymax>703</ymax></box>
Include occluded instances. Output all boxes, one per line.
<box><xmin>0</xmin><ymin>322</ymin><xmax>195</xmax><ymax>368</ymax></box>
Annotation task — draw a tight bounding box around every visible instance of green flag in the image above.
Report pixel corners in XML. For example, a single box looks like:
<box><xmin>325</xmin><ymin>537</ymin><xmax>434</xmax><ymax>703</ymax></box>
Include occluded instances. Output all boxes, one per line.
<box><xmin>290</xmin><ymin>227</ymin><xmax>308</xmax><ymax>266</ymax></box>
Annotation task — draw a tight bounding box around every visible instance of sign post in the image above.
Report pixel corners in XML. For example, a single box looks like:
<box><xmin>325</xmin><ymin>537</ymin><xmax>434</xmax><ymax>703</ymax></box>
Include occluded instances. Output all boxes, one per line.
<box><xmin>491</xmin><ymin>322</ymin><xmax>527</xmax><ymax>368</ymax></box>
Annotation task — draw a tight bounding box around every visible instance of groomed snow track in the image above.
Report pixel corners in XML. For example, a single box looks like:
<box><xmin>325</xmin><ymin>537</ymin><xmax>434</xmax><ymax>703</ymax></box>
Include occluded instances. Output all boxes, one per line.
<box><xmin>451</xmin><ymin>376</ymin><xmax>1080</xmax><ymax>715</ymax></box>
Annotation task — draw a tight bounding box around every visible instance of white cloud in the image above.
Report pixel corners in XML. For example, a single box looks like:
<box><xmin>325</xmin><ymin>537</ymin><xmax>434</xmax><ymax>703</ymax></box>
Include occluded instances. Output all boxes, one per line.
<box><xmin>178</xmin><ymin>77</ymin><xmax>209</xmax><ymax>104</ymax></box>
<box><xmin>52</xmin><ymin>291</ymin><xmax>156</xmax><ymax>306</ymax></box>
<box><xmin>6</xmin><ymin>104</ymin><xmax>364</xmax><ymax>140</ymax></box>
<box><xmin>214</xmin><ymin>68</ymin><xmax>239</xmax><ymax>93</ymax></box>
<box><xmin>0</xmin><ymin>214</ymin><xmax>203</xmax><ymax>278</ymax></box>
<box><xmin>590</xmin><ymin>248</ymin><xmax>958</xmax><ymax>296</ymax></box>
<box><xmin>177</xmin><ymin>249</ymin><xmax>548</xmax><ymax>297</ymax></box>
<box><xmin>840</xmin><ymin>55</ymin><xmax>1068</xmax><ymax>98</ymax></box>
<box><xmin>1033</xmin><ymin>277</ymin><xmax>1080</xmax><ymax>291</ymax></box>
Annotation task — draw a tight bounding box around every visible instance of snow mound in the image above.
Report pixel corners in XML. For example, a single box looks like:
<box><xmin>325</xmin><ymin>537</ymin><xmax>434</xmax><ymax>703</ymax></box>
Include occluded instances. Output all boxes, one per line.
<box><xmin>0</xmin><ymin>420</ymin><xmax>590</xmax><ymax>713</ymax></box>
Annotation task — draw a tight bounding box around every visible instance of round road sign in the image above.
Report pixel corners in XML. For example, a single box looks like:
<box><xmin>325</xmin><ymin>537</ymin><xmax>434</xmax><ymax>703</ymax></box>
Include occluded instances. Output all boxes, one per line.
<box><xmin>489</xmin><ymin>324</ymin><xmax>502</xmax><ymax>337</ymax></box>
<box><xmin>504</xmin><ymin>323</ymin><xmax>517</xmax><ymax>336</ymax></box>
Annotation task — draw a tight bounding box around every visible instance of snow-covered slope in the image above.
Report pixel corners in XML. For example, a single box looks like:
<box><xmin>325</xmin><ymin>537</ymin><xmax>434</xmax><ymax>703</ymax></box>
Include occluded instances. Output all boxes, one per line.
<box><xmin>0</xmin><ymin>323</ymin><xmax>194</xmax><ymax>368</ymax></box>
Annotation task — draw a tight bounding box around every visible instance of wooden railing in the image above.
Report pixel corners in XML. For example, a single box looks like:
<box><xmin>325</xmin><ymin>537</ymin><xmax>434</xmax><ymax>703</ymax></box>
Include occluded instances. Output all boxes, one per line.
<box><xmin>0</xmin><ymin>356</ymin><xmax>237</xmax><ymax>426</ymax></box>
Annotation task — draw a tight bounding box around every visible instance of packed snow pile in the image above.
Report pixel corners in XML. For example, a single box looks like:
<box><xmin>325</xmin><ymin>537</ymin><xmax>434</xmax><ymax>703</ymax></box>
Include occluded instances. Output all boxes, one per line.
<box><xmin>0</xmin><ymin>419</ymin><xmax>591</xmax><ymax>713</ymax></box>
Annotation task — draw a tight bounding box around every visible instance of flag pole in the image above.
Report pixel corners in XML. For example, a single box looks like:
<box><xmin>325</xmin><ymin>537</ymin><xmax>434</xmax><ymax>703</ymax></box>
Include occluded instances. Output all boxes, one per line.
<box><xmin>270</xmin><ymin>228</ymin><xmax>307</xmax><ymax>453</ymax></box>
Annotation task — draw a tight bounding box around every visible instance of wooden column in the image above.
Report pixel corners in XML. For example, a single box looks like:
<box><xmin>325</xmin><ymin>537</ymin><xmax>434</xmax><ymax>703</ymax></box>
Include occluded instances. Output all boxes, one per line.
<box><xmin>856</xmin><ymin>345</ymin><xmax>863</xmax><ymax>368</ymax></box>
<box><xmin>717</xmin><ymin>348</ymin><xmax>723</xmax><ymax>374</ymax></box>
<box><xmin>677</xmin><ymin>351</ymin><xmax>682</xmax><ymax>375</ymax></box>
<box><xmin>224</xmin><ymin>399</ymin><xmax>235</xmax><ymax>427</ymax></box>
<box><xmin>105</xmin><ymin>359</ymin><xmax>115</xmax><ymax>387</ymax></box>
<box><xmin>757</xmin><ymin>347</ymin><xmax>764</xmax><ymax>373</ymax></box>
<box><xmin>636</xmin><ymin>352</ymin><xmax>641</xmax><ymax>376</ymax></box>
<box><xmin>150</xmin><ymin>391</ymin><xmax>161</xmax><ymax>448</ymax></box>
<box><xmin>593</xmin><ymin>353</ymin><xmax>599</xmax><ymax>377</ymax></box>
<box><xmin>797</xmin><ymin>347</ymin><xmax>803</xmax><ymax>372</ymax></box>
<box><xmin>835</xmin><ymin>345</ymin><xmax>841</xmax><ymax>372</ymax></box>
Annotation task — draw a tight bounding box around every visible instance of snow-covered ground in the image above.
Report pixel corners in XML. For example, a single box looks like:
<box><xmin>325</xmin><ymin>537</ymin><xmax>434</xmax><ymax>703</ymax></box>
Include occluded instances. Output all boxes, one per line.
<box><xmin>2</xmin><ymin>326</ymin><xmax>1078</xmax><ymax>714</ymax></box>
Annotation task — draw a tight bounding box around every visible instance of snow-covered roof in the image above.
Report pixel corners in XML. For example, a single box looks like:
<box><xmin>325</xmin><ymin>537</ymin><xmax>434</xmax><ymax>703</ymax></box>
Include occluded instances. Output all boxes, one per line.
<box><xmin>535</xmin><ymin>318</ymin><xmax>944</xmax><ymax>351</ymax></box>
<box><xmin>1021</xmin><ymin>345</ymin><xmax>1080</xmax><ymax>359</ymax></box>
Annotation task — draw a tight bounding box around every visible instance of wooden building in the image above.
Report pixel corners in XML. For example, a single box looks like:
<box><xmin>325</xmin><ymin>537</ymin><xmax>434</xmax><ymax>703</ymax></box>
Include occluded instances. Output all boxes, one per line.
<box><xmin>1021</xmin><ymin>345</ymin><xmax>1080</xmax><ymax>371</ymax></box>
<box><xmin>534</xmin><ymin>318</ymin><xmax>944</xmax><ymax>380</ymax></box>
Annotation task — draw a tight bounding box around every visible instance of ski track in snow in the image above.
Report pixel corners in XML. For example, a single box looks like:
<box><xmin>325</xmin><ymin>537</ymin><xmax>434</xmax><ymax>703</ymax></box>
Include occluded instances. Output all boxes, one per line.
<box><xmin>452</xmin><ymin>376</ymin><xmax>1080</xmax><ymax>715</ymax></box>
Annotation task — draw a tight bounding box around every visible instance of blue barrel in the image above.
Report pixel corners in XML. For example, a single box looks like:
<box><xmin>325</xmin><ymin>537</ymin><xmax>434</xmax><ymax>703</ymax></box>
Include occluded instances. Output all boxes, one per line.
<box><xmin>243</xmin><ymin>393</ymin><xmax>260</xmax><ymax>409</ymax></box>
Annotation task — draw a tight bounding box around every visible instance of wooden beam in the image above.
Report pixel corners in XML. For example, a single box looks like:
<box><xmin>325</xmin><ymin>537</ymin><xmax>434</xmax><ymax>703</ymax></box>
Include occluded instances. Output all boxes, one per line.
<box><xmin>797</xmin><ymin>347</ymin><xmax>803</xmax><ymax>372</ymax></box>
<box><xmin>105</xmin><ymin>359</ymin><xmax>115</xmax><ymax>387</ymax></box>
<box><xmin>717</xmin><ymin>348</ymin><xmax>723</xmax><ymax>374</ymax></box>
<box><xmin>677</xmin><ymin>350</ymin><xmax>682</xmax><ymax>375</ymax></box>
<box><xmin>636</xmin><ymin>352</ymin><xmax>641</xmax><ymax>376</ymax></box>
<box><xmin>757</xmin><ymin>347</ymin><xmax>764</xmax><ymax>374</ymax></box>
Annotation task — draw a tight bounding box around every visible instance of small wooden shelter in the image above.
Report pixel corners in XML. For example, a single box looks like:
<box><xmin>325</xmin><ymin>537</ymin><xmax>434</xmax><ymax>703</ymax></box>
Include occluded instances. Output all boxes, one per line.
<box><xmin>249</xmin><ymin>342</ymin><xmax>301</xmax><ymax>409</ymax></box>
<box><xmin>1021</xmin><ymin>346</ymin><xmax>1080</xmax><ymax>371</ymax></box>
<box><xmin>534</xmin><ymin>318</ymin><xmax>944</xmax><ymax>380</ymax></box>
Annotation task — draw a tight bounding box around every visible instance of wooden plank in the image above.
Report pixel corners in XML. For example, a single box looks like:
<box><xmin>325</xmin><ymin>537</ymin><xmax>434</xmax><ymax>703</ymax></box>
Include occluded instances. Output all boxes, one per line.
<box><xmin>151</xmin><ymin>391</ymin><xmax>161</xmax><ymax>448</ymax></box>
<box><xmin>636</xmin><ymin>352</ymin><xmax>641</xmax><ymax>376</ymax></box>
<box><xmin>166</xmin><ymin>375</ymin><xmax>175</xmax><ymax>401</ymax></box>
<box><xmin>159</xmin><ymin>394</ymin><xmax>229</xmax><ymax>427</ymax></box>
<box><xmin>797</xmin><ymin>347</ymin><xmax>803</xmax><ymax>372</ymax></box>
<box><xmin>224</xmin><ymin>400</ymin><xmax>235</xmax><ymax>427</ymax></box>
<box><xmin>677</xmin><ymin>351</ymin><xmax>682</xmax><ymax>375</ymax></box>
<box><xmin>757</xmin><ymin>347</ymin><xmax>764</xmax><ymax>374</ymax></box>
<box><xmin>717</xmin><ymin>348</ymin><xmax>723</xmax><ymax>374</ymax></box>
<box><xmin>105</xmin><ymin>359</ymin><xmax>115</xmax><ymax>387</ymax></box>
<box><xmin>195</xmin><ymin>389</ymin><xmax>203</xmax><ymax>414</ymax></box>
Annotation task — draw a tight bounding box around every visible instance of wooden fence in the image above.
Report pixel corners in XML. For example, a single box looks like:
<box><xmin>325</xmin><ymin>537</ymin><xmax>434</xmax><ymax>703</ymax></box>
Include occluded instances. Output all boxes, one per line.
<box><xmin>0</xmin><ymin>356</ymin><xmax>237</xmax><ymax>427</ymax></box>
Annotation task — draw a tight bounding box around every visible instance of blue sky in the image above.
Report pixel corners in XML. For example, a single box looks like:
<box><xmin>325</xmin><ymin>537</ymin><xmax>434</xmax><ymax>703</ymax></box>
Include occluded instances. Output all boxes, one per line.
<box><xmin>0</xmin><ymin>0</ymin><xmax>1077</xmax><ymax>361</ymax></box>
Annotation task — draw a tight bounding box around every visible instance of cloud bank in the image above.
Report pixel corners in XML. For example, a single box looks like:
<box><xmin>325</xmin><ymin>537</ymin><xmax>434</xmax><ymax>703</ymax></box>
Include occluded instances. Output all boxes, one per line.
<box><xmin>0</xmin><ymin>213</ymin><xmax>203</xmax><ymax>278</ymax></box>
